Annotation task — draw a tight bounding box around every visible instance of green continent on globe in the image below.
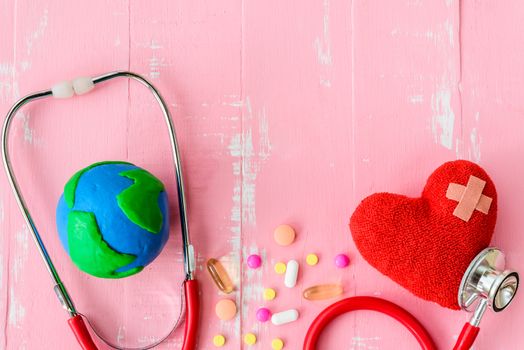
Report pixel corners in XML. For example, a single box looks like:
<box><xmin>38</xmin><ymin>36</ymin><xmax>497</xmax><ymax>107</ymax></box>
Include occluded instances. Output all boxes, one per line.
<box><xmin>67</xmin><ymin>210</ymin><xmax>143</xmax><ymax>278</ymax></box>
<box><xmin>117</xmin><ymin>168</ymin><xmax>165</xmax><ymax>234</ymax></box>
<box><xmin>64</xmin><ymin>161</ymin><xmax>132</xmax><ymax>208</ymax></box>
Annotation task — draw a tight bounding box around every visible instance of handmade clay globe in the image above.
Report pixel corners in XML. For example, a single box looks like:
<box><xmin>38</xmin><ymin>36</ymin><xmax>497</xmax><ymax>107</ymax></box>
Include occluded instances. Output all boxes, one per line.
<box><xmin>56</xmin><ymin>161</ymin><xmax>169</xmax><ymax>278</ymax></box>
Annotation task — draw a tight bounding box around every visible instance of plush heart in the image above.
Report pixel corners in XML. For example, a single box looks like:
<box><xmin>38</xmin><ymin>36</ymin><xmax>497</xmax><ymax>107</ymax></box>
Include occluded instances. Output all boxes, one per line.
<box><xmin>350</xmin><ymin>160</ymin><xmax>497</xmax><ymax>310</ymax></box>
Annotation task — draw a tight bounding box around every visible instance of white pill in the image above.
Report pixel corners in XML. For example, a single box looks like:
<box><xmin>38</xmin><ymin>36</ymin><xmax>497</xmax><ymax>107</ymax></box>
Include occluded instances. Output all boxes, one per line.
<box><xmin>284</xmin><ymin>259</ymin><xmax>299</xmax><ymax>288</ymax></box>
<box><xmin>271</xmin><ymin>309</ymin><xmax>299</xmax><ymax>325</ymax></box>
<box><xmin>52</xmin><ymin>81</ymin><xmax>74</xmax><ymax>98</ymax></box>
<box><xmin>72</xmin><ymin>77</ymin><xmax>94</xmax><ymax>95</ymax></box>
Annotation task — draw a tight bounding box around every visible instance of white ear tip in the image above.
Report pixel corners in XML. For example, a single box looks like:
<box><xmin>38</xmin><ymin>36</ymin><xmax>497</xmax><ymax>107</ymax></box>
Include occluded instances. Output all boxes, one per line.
<box><xmin>72</xmin><ymin>77</ymin><xmax>94</xmax><ymax>95</ymax></box>
<box><xmin>52</xmin><ymin>81</ymin><xmax>74</xmax><ymax>98</ymax></box>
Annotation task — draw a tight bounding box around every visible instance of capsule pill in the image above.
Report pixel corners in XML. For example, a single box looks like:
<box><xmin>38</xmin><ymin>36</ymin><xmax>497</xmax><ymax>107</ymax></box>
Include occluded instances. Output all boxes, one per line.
<box><xmin>303</xmin><ymin>283</ymin><xmax>343</xmax><ymax>301</ymax></box>
<box><xmin>271</xmin><ymin>309</ymin><xmax>299</xmax><ymax>325</ymax></box>
<box><xmin>284</xmin><ymin>260</ymin><xmax>299</xmax><ymax>288</ymax></box>
<box><xmin>207</xmin><ymin>258</ymin><xmax>234</xmax><ymax>294</ymax></box>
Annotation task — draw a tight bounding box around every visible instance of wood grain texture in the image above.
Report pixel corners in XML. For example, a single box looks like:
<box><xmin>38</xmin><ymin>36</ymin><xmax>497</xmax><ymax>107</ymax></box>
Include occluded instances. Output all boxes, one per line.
<box><xmin>1</xmin><ymin>0</ymin><xmax>523</xmax><ymax>349</ymax></box>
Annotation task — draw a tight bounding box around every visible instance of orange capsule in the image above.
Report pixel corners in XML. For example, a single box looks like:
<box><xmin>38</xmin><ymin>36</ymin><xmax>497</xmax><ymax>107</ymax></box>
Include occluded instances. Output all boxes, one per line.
<box><xmin>303</xmin><ymin>284</ymin><xmax>343</xmax><ymax>301</ymax></box>
<box><xmin>207</xmin><ymin>258</ymin><xmax>234</xmax><ymax>294</ymax></box>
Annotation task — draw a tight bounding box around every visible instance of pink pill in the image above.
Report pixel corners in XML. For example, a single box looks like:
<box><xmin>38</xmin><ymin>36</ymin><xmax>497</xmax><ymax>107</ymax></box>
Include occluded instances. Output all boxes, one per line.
<box><xmin>256</xmin><ymin>307</ymin><xmax>271</xmax><ymax>322</ymax></box>
<box><xmin>334</xmin><ymin>254</ymin><xmax>350</xmax><ymax>268</ymax></box>
<box><xmin>247</xmin><ymin>254</ymin><xmax>262</xmax><ymax>269</ymax></box>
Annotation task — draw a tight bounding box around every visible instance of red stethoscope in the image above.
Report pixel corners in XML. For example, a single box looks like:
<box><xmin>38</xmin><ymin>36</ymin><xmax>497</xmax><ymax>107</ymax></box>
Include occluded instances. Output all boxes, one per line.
<box><xmin>2</xmin><ymin>71</ymin><xmax>199</xmax><ymax>349</ymax></box>
<box><xmin>304</xmin><ymin>247</ymin><xmax>519</xmax><ymax>350</ymax></box>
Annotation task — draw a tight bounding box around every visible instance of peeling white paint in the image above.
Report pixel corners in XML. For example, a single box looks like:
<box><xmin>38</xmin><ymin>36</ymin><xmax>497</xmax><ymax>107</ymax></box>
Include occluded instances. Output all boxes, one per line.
<box><xmin>116</xmin><ymin>325</ymin><xmax>125</xmax><ymax>345</ymax></box>
<box><xmin>258</xmin><ymin>108</ymin><xmax>272</xmax><ymax>160</ymax></box>
<box><xmin>314</xmin><ymin>0</ymin><xmax>332</xmax><ymax>66</ymax></box>
<box><xmin>320</xmin><ymin>78</ymin><xmax>331</xmax><ymax>87</ymax></box>
<box><xmin>469</xmin><ymin>128</ymin><xmax>481</xmax><ymax>162</ymax></box>
<box><xmin>409</xmin><ymin>94</ymin><xmax>424</xmax><ymax>104</ymax></box>
<box><xmin>0</xmin><ymin>198</ymin><xmax>4</xmax><ymax>223</ymax></box>
<box><xmin>25</xmin><ymin>8</ymin><xmax>48</xmax><ymax>56</ymax></box>
<box><xmin>149</xmin><ymin>40</ymin><xmax>162</xmax><ymax>50</ymax></box>
<box><xmin>19</xmin><ymin>60</ymin><xmax>30</xmax><ymax>72</ymax></box>
<box><xmin>240</xmin><ymin>97</ymin><xmax>265</xmax><ymax>226</ymax></box>
<box><xmin>0</xmin><ymin>63</ymin><xmax>16</xmax><ymax>76</ymax></box>
<box><xmin>8</xmin><ymin>287</ymin><xmax>26</xmax><ymax>327</ymax></box>
<box><xmin>14</xmin><ymin>111</ymin><xmax>34</xmax><ymax>144</ymax></box>
<box><xmin>228</xmin><ymin>100</ymin><xmax>243</xmax><ymax>108</ymax></box>
<box><xmin>455</xmin><ymin>137</ymin><xmax>463</xmax><ymax>159</ymax></box>
<box><xmin>443</xmin><ymin>18</ymin><xmax>454</xmax><ymax>47</ymax></box>
<box><xmin>0</xmin><ymin>63</ymin><xmax>19</xmax><ymax>102</ymax></box>
<box><xmin>469</xmin><ymin>113</ymin><xmax>481</xmax><ymax>162</ymax></box>
<box><xmin>147</xmin><ymin>40</ymin><xmax>167</xmax><ymax>80</ymax></box>
<box><xmin>391</xmin><ymin>19</ymin><xmax>455</xmax><ymax>47</ymax></box>
<box><xmin>13</xmin><ymin>227</ymin><xmax>29</xmax><ymax>283</ymax></box>
<box><xmin>431</xmin><ymin>87</ymin><xmax>455</xmax><ymax>150</ymax></box>
<box><xmin>228</xmin><ymin>98</ymin><xmax>267</xmax><ymax>227</ymax></box>
<box><xmin>242</xmin><ymin>128</ymin><xmax>257</xmax><ymax>225</ymax></box>
<box><xmin>226</xmin><ymin>96</ymin><xmax>272</xmax><ymax>338</ymax></box>
<box><xmin>227</xmin><ymin>123</ymin><xmax>242</xmax><ymax>338</ymax></box>
<box><xmin>351</xmin><ymin>336</ymin><xmax>381</xmax><ymax>350</ymax></box>
<box><xmin>0</xmin><ymin>258</ymin><xmax>3</xmax><ymax>291</ymax></box>
<box><xmin>228</xmin><ymin>133</ymin><xmax>242</xmax><ymax>159</ymax></box>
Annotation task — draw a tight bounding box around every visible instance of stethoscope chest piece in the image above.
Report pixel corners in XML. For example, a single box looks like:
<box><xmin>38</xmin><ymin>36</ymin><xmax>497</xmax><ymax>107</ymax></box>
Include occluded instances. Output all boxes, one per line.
<box><xmin>459</xmin><ymin>247</ymin><xmax>519</xmax><ymax>315</ymax></box>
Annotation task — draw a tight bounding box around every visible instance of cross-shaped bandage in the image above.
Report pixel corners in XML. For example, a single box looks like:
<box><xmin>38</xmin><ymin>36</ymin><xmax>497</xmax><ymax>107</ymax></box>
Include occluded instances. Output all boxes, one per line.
<box><xmin>446</xmin><ymin>175</ymin><xmax>493</xmax><ymax>222</ymax></box>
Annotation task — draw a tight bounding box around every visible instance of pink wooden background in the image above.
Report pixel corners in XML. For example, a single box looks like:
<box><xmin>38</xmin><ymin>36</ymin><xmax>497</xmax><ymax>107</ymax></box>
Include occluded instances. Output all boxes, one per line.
<box><xmin>1</xmin><ymin>1</ymin><xmax>523</xmax><ymax>349</ymax></box>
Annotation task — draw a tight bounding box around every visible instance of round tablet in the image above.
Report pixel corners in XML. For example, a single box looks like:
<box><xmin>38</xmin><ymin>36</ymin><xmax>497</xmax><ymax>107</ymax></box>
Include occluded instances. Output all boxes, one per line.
<box><xmin>274</xmin><ymin>224</ymin><xmax>296</xmax><ymax>246</ymax></box>
<box><xmin>247</xmin><ymin>254</ymin><xmax>262</xmax><ymax>269</ymax></box>
<box><xmin>334</xmin><ymin>254</ymin><xmax>350</xmax><ymax>268</ymax></box>
<box><xmin>272</xmin><ymin>338</ymin><xmax>284</xmax><ymax>350</ymax></box>
<box><xmin>306</xmin><ymin>253</ymin><xmax>319</xmax><ymax>266</ymax></box>
<box><xmin>244</xmin><ymin>333</ymin><xmax>257</xmax><ymax>345</ymax></box>
<box><xmin>274</xmin><ymin>262</ymin><xmax>287</xmax><ymax>274</ymax></box>
<box><xmin>213</xmin><ymin>334</ymin><xmax>226</xmax><ymax>347</ymax></box>
<box><xmin>263</xmin><ymin>288</ymin><xmax>276</xmax><ymax>300</ymax></box>
<box><xmin>215</xmin><ymin>299</ymin><xmax>237</xmax><ymax>320</ymax></box>
<box><xmin>256</xmin><ymin>307</ymin><xmax>272</xmax><ymax>322</ymax></box>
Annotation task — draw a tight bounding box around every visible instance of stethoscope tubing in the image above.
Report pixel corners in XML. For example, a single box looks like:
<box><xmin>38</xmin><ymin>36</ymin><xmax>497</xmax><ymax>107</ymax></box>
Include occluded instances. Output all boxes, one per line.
<box><xmin>303</xmin><ymin>296</ymin><xmax>437</xmax><ymax>350</ymax></box>
<box><xmin>1</xmin><ymin>71</ymin><xmax>199</xmax><ymax>349</ymax></box>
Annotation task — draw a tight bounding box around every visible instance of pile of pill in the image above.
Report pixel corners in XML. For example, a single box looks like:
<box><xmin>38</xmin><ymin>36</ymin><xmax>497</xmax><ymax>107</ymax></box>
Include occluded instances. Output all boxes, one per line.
<box><xmin>208</xmin><ymin>223</ymin><xmax>351</xmax><ymax>348</ymax></box>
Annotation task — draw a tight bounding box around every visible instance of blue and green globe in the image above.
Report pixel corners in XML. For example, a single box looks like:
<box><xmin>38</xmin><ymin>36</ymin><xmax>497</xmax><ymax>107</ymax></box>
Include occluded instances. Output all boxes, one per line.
<box><xmin>56</xmin><ymin>161</ymin><xmax>169</xmax><ymax>278</ymax></box>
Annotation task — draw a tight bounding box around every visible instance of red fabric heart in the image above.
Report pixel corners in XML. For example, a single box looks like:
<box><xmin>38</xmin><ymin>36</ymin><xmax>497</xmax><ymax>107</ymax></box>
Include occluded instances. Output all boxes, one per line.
<box><xmin>350</xmin><ymin>160</ymin><xmax>497</xmax><ymax>309</ymax></box>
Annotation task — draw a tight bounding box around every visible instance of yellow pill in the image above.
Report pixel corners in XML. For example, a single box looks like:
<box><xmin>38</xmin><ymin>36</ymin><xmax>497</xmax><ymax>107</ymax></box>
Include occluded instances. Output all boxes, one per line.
<box><xmin>213</xmin><ymin>334</ymin><xmax>226</xmax><ymax>347</ymax></box>
<box><xmin>244</xmin><ymin>333</ymin><xmax>257</xmax><ymax>345</ymax></box>
<box><xmin>274</xmin><ymin>262</ymin><xmax>287</xmax><ymax>274</ymax></box>
<box><xmin>263</xmin><ymin>288</ymin><xmax>277</xmax><ymax>301</ymax></box>
<box><xmin>306</xmin><ymin>254</ymin><xmax>319</xmax><ymax>266</ymax></box>
<box><xmin>272</xmin><ymin>338</ymin><xmax>284</xmax><ymax>350</ymax></box>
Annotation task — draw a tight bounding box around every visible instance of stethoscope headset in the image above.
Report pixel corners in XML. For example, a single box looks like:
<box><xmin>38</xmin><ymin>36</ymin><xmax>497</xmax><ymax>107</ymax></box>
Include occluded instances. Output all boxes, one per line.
<box><xmin>2</xmin><ymin>71</ymin><xmax>198</xmax><ymax>350</ymax></box>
